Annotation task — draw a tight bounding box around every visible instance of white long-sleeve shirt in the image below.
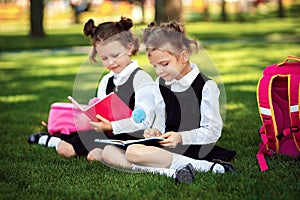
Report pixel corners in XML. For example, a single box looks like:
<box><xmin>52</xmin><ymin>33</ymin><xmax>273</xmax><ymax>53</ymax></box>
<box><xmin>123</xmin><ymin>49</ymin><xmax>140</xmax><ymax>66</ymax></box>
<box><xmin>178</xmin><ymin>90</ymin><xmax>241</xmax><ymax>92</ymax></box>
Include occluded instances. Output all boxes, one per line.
<box><xmin>97</xmin><ymin>60</ymin><xmax>165</xmax><ymax>135</ymax></box>
<box><xmin>156</xmin><ymin>63</ymin><xmax>223</xmax><ymax>145</ymax></box>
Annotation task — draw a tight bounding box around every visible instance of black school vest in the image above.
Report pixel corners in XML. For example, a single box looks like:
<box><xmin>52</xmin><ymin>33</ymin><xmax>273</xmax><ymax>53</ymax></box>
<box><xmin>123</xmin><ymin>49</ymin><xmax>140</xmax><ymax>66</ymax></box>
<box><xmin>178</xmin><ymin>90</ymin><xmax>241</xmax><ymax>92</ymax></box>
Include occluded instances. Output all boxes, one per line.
<box><xmin>104</xmin><ymin>68</ymin><xmax>141</xmax><ymax>140</ymax></box>
<box><xmin>105</xmin><ymin>68</ymin><xmax>141</xmax><ymax>110</ymax></box>
<box><xmin>159</xmin><ymin>72</ymin><xmax>213</xmax><ymax>159</ymax></box>
<box><xmin>159</xmin><ymin>72</ymin><xmax>209</xmax><ymax>132</ymax></box>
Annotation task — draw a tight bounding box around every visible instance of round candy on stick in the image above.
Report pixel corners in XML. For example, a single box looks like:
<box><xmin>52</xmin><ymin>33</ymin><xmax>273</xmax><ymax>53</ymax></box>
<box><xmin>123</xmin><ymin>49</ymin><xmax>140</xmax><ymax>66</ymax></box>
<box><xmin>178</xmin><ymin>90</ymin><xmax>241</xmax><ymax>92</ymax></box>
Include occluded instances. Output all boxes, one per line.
<box><xmin>132</xmin><ymin>108</ymin><xmax>161</xmax><ymax>138</ymax></box>
<box><xmin>132</xmin><ymin>108</ymin><xmax>146</xmax><ymax>124</ymax></box>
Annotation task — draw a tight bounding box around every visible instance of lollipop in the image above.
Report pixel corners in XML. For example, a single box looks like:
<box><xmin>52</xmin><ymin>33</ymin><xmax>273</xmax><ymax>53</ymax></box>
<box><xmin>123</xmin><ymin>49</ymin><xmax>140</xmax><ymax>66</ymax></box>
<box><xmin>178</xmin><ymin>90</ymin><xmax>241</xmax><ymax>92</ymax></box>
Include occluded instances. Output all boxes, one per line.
<box><xmin>132</xmin><ymin>108</ymin><xmax>161</xmax><ymax>139</ymax></box>
<box><xmin>132</xmin><ymin>108</ymin><xmax>146</xmax><ymax>125</ymax></box>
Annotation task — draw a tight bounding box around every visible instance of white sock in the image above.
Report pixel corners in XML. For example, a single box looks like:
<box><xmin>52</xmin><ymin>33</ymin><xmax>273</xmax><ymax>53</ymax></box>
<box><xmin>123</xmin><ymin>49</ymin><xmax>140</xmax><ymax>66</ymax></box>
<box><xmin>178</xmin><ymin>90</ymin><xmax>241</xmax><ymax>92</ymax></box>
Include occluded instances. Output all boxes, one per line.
<box><xmin>38</xmin><ymin>135</ymin><xmax>61</xmax><ymax>149</ymax></box>
<box><xmin>170</xmin><ymin>153</ymin><xmax>225</xmax><ymax>174</ymax></box>
<box><xmin>131</xmin><ymin>164</ymin><xmax>176</xmax><ymax>178</ymax></box>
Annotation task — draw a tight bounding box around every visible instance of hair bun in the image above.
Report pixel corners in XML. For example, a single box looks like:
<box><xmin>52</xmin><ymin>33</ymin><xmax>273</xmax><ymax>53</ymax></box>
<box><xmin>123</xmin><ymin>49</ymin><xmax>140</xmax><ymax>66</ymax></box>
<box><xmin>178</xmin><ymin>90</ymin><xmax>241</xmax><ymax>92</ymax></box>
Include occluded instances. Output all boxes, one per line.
<box><xmin>161</xmin><ymin>21</ymin><xmax>185</xmax><ymax>34</ymax></box>
<box><xmin>83</xmin><ymin>19</ymin><xmax>96</xmax><ymax>37</ymax></box>
<box><xmin>148</xmin><ymin>21</ymin><xmax>157</xmax><ymax>28</ymax></box>
<box><xmin>118</xmin><ymin>17</ymin><xmax>133</xmax><ymax>31</ymax></box>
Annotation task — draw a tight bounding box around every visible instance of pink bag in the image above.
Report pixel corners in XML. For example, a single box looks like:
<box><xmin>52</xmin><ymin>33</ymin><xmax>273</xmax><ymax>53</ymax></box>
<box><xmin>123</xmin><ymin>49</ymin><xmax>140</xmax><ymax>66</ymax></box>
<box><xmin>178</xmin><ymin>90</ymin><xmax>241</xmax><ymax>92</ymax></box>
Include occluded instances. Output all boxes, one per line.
<box><xmin>256</xmin><ymin>55</ymin><xmax>300</xmax><ymax>171</ymax></box>
<box><xmin>44</xmin><ymin>102</ymin><xmax>92</xmax><ymax>136</ymax></box>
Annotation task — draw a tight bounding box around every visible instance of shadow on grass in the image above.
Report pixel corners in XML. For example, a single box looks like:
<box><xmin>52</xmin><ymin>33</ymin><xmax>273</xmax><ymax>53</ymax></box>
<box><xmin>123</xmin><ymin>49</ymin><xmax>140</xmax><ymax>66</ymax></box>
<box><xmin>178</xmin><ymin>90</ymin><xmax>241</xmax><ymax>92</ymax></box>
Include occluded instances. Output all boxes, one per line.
<box><xmin>1</xmin><ymin>18</ymin><xmax>300</xmax><ymax>51</ymax></box>
<box><xmin>0</xmin><ymin>33</ymin><xmax>91</xmax><ymax>51</ymax></box>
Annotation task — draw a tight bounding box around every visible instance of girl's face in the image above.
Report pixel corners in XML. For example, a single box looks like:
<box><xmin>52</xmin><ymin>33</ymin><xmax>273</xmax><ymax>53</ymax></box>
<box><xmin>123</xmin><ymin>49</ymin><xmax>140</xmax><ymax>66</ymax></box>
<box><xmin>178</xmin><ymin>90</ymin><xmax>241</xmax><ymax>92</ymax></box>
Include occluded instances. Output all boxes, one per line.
<box><xmin>147</xmin><ymin>49</ymin><xmax>189</xmax><ymax>82</ymax></box>
<box><xmin>96</xmin><ymin>40</ymin><xmax>133</xmax><ymax>74</ymax></box>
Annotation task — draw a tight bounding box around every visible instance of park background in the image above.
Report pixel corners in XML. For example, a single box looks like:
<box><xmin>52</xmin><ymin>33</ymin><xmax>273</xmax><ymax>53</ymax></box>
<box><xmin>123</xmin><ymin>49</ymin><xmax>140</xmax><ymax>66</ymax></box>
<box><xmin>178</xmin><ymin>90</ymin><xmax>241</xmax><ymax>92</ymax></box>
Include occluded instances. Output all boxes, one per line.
<box><xmin>0</xmin><ymin>0</ymin><xmax>299</xmax><ymax>199</ymax></box>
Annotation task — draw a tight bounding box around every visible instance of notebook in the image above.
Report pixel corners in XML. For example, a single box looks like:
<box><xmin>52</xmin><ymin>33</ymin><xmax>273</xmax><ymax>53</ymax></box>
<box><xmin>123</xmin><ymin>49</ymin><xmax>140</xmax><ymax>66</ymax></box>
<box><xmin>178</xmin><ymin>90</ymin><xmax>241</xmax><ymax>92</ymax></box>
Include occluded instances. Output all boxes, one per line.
<box><xmin>94</xmin><ymin>137</ymin><xmax>164</xmax><ymax>147</ymax></box>
<box><xmin>68</xmin><ymin>93</ymin><xmax>132</xmax><ymax>122</ymax></box>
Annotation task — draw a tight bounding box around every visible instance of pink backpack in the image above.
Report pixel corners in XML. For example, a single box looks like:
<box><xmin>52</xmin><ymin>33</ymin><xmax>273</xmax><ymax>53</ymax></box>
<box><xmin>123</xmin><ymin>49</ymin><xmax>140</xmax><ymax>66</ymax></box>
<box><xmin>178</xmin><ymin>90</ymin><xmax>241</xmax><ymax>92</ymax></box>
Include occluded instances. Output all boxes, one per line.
<box><xmin>42</xmin><ymin>102</ymin><xmax>93</xmax><ymax>136</ymax></box>
<box><xmin>256</xmin><ymin>55</ymin><xmax>300</xmax><ymax>171</ymax></box>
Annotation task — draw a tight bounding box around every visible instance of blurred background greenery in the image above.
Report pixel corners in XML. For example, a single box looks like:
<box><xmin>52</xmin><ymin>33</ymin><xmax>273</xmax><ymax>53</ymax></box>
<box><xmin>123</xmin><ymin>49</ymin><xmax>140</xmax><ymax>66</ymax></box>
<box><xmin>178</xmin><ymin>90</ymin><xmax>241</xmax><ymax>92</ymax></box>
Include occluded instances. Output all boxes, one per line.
<box><xmin>1</xmin><ymin>0</ymin><xmax>300</xmax><ymax>41</ymax></box>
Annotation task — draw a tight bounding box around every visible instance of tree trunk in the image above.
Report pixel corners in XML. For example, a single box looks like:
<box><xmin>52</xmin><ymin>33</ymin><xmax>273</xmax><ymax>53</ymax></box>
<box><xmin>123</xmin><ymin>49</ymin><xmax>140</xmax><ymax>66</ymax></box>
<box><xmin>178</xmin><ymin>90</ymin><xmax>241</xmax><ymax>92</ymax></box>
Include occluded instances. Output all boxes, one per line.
<box><xmin>154</xmin><ymin>0</ymin><xmax>183</xmax><ymax>22</ymax></box>
<box><xmin>278</xmin><ymin>0</ymin><xmax>285</xmax><ymax>18</ymax></box>
<box><xmin>29</xmin><ymin>0</ymin><xmax>45</xmax><ymax>38</ymax></box>
<box><xmin>221</xmin><ymin>0</ymin><xmax>227</xmax><ymax>22</ymax></box>
<box><xmin>203</xmin><ymin>0</ymin><xmax>210</xmax><ymax>21</ymax></box>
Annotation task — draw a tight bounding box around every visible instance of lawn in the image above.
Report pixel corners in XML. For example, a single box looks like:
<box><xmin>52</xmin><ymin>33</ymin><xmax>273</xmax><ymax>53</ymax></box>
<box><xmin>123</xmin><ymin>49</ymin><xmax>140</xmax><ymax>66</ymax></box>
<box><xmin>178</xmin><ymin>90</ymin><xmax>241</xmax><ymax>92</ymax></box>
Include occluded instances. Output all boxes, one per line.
<box><xmin>0</xmin><ymin>18</ymin><xmax>299</xmax><ymax>200</ymax></box>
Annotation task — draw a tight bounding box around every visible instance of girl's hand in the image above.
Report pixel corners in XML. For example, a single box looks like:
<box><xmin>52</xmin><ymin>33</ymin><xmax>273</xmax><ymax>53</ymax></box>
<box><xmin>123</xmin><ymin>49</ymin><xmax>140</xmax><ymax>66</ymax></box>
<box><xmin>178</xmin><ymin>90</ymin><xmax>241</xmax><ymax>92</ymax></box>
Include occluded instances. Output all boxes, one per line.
<box><xmin>143</xmin><ymin>128</ymin><xmax>162</xmax><ymax>138</ymax></box>
<box><xmin>159</xmin><ymin>132</ymin><xmax>182</xmax><ymax>148</ymax></box>
<box><xmin>88</xmin><ymin>97</ymin><xmax>100</xmax><ymax>106</ymax></box>
<box><xmin>89</xmin><ymin>114</ymin><xmax>112</xmax><ymax>132</ymax></box>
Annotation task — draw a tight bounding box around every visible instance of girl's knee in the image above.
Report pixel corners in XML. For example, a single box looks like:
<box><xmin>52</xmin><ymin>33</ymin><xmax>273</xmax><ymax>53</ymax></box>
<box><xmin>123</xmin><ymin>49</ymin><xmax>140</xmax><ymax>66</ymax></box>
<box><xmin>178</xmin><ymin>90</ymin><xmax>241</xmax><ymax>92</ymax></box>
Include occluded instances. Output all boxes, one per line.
<box><xmin>102</xmin><ymin>145</ymin><xmax>117</xmax><ymax>164</ymax></box>
<box><xmin>87</xmin><ymin>148</ymin><xmax>103</xmax><ymax>161</ymax></box>
<box><xmin>56</xmin><ymin>141</ymin><xmax>75</xmax><ymax>158</ymax></box>
<box><xmin>125</xmin><ymin>144</ymin><xmax>144</xmax><ymax>163</ymax></box>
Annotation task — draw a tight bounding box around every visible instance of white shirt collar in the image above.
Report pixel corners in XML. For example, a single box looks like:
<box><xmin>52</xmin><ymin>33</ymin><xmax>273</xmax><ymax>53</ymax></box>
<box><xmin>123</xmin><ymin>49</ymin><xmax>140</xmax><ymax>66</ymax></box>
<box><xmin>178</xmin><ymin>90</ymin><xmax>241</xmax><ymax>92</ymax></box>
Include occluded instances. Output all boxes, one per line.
<box><xmin>165</xmin><ymin>63</ymin><xmax>199</xmax><ymax>89</ymax></box>
<box><xmin>113</xmin><ymin>60</ymin><xmax>138</xmax><ymax>85</ymax></box>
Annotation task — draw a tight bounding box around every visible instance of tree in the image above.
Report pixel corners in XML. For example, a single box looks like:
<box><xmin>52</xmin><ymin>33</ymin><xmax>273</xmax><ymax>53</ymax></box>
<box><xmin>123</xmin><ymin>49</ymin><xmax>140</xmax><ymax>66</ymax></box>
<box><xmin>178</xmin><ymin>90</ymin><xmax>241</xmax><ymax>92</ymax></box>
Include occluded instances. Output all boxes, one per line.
<box><xmin>203</xmin><ymin>0</ymin><xmax>210</xmax><ymax>21</ymax></box>
<box><xmin>154</xmin><ymin>0</ymin><xmax>183</xmax><ymax>22</ymax></box>
<box><xmin>29</xmin><ymin>0</ymin><xmax>45</xmax><ymax>38</ymax></box>
<box><xmin>278</xmin><ymin>0</ymin><xmax>285</xmax><ymax>18</ymax></box>
<box><xmin>220</xmin><ymin>0</ymin><xmax>227</xmax><ymax>22</ymax></box>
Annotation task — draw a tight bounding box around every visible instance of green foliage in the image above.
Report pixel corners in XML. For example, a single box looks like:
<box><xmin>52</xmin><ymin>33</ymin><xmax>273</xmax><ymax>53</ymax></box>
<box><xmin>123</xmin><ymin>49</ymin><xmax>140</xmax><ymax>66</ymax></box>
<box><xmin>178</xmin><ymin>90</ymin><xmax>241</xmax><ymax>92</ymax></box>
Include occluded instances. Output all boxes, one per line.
<box><xmin>0</xmin><ymin>18</ymin><xmax>299</xmax><ymax>200</ymax></box>
<box><xmin>0</xmin><ymin>24</ymin><xmax>90</xmax><ymax>51</ymax></box>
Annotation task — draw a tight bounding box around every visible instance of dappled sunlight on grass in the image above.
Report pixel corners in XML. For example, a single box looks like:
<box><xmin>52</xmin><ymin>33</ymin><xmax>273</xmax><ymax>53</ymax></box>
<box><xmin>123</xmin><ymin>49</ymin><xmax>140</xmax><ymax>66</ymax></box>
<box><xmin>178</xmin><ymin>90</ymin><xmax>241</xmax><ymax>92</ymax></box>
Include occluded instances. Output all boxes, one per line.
<box><xmin>37</xmin><ymin>80</ymin><xmax>75</xmax><ymax>89</ymax></box>
<box><xmin>35</xmin><ymin>56</ymin><xmax>85</xmax><ymax>66</ymax></box>
<box><xmin>222</xmin><ymin>73</ymin><xmax>260</xmax><ymax>83</ymax></box>
<box><xmin>0</xmin><ymin>94</ymin><xmax>39</xmax><ymax>103</ymax></box>
<box><xmin>26</xmin><ymin>66</ymin><xmax>77</xmax><ymax>77</ymax></box>
<box><xmin>187</xmin><ymin>18</ymin><xmax>300</xmax><ymax>42</ymax></box>
<box><xmin>230</xmin><ymin>85</ymin><xmax>257</xmax><ymax>92</ymax></box>
<box><xmin>226</xmin><ymin>102</ymin><xmax>245</xmax><ymax>111</ymax></box>
<box><xmin>1</xmin><ymin>53</ymin><xmax>87</xmax><ymax>78</ymax></box>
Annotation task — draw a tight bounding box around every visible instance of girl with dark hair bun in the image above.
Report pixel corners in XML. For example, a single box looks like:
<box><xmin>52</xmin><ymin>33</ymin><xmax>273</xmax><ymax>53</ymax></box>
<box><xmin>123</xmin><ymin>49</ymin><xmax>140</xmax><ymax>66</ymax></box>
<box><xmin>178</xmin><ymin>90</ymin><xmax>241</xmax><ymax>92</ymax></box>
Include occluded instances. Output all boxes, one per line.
<box><xmin>83</xmin><ymin>17</ymin><xmax>139</xmax><ymax>63</ymax></box>
<box><xmin>85</xmin><ymin>17</ymin><xmax>164</xmax><ymax>162</ymax></box>
<box><xmin>28</xmin><ymin>17</ymin><xmax>165</xmax><ymax>163</ymax></box>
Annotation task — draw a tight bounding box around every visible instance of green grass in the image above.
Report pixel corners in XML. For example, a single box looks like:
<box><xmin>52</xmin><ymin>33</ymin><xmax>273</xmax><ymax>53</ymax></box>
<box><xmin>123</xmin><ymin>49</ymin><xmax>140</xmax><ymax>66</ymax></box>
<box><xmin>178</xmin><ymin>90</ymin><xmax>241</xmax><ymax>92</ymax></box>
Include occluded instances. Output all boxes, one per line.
<box><xmin>1</xmin><ymin>18</ymin><xmax>300</xmax><ymax>199</ymax></box>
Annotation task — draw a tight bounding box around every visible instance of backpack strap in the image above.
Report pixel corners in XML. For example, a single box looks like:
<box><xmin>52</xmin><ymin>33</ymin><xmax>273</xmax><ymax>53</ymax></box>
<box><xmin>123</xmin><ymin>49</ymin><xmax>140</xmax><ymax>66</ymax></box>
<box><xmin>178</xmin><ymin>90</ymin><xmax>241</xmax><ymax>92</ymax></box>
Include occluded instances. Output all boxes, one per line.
<box><xmin>276</xmin><ymin>75</ymin><xmax>300</xmax><ymax>150</ymax></box>
<box><xmin>290</xmin><ymin>75</ymin><xmax>300</xmax><ymax>151</ymax></box>
<box><xmin>277</xmin><ymin>55</ymin><xmax>300</xmax><ymax>67</ymax></box>
<box><xmin>273</xmin><ymin>75</ymin><xmax>300</xmax><ymax>154</ymax></box>
<box><xmin>257</xmin><ymin>75</ymin><xmax>279</xmax><ymax>152</ymax></box>
<box><xmin>279</xmin><ymin>56</ymin><xmax>300</xmax><ymax>151</ymax></box>
<box><xmin>256</xmin><ymin>119</ymin><xmax>272</xmax><ymax>171</ymax></box>
<box><xmin>256</xmin><ymin>75</ymin><xmax>278</xmax><ymax>171</ymax></box>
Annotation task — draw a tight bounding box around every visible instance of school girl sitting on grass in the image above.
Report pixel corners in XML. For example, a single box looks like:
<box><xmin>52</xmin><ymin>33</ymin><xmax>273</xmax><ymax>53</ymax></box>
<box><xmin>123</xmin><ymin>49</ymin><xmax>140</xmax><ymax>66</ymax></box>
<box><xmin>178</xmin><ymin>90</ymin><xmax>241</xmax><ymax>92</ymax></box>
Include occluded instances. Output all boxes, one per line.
<box><xmin>98</xmin><ymin>21</ymin><xmax>236</xmax><ymax>183</ymax></box>
<box><xmin>28</xmin><ymin>17</ymin><xmax>165</xmax><ymax>162</ymax></box>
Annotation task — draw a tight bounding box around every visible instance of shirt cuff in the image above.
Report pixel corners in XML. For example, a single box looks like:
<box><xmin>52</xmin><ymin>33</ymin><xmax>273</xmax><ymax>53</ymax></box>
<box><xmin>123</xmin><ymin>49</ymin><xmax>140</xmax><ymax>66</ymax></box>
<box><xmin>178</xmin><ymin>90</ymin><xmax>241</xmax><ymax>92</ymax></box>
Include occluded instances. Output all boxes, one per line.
<box><xmin>179</xmin><ymin>131</ymin><xmax>193</xmax><ymax>145</ymax></box>
<box><xmin>111</xmin><ymin>121</ymin><xmax>121</xmax><ymax>135</ymax></box>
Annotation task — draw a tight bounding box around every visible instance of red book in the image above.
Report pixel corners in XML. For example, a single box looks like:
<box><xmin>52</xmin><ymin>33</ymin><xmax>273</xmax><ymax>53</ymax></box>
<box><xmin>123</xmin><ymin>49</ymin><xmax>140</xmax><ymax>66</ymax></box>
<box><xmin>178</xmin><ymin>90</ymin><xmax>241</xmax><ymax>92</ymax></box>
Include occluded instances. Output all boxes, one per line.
<box><xmin>68</xmin><ymin>93</ymin><xmax>132</xmax><ymax>122</ymax></box>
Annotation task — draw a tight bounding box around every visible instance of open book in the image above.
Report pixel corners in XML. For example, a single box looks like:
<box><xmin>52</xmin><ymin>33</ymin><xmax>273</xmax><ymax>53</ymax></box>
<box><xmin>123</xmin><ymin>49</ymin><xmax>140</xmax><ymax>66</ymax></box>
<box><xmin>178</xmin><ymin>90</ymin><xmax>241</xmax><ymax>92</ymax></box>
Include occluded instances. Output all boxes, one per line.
<box><xmin>94</xmin><ymin>137</ymin><xmax>164</xmax><ymax>147</ymax></box>
<box><xmin>68</xmin><ymin>93</ymin><xmax>132</xmax><ymax>122</ymax></box>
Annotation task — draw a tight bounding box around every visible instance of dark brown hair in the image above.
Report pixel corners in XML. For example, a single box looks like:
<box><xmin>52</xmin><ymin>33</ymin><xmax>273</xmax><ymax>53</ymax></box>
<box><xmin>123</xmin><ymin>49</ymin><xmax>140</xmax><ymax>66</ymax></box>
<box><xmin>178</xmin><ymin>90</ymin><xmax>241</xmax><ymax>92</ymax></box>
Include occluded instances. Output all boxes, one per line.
<box><xmin>143</xmin><ymin>21</ymin><xmax>199</xmax><ymax>55</ymax></box>
<box><xmin>84</xmin><ymin>17</ymin><xmax>139</xmax><ymax>62</ymax></box>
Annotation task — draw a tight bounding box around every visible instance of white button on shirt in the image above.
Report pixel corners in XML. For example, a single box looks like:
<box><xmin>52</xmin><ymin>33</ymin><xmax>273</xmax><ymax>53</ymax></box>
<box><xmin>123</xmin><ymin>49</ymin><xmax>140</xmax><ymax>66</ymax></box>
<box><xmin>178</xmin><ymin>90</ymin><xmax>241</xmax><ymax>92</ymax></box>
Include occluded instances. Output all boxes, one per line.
<box><xmin>157</xmin><ymin>63</ymin><xmax>223</xmax><ymax>145</ymax></box>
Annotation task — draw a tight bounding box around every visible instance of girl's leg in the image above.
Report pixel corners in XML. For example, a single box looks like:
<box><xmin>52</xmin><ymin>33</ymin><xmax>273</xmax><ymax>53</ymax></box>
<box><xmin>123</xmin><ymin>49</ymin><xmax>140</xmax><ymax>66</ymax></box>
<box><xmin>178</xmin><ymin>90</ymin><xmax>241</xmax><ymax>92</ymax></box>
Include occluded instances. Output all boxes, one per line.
<box><xmin>28</xmin><ymin>132</ymin><xmax>62</xmax><ymax>149</ymax></box>
<box><xmin>100</xmin><ymin>145</ymin><xmax>183</xmax><ymax>178</ymax></box>
<box><xmin>29</xmin><ymin>133</ymin><xmax>77</xmax><ymax>158</ymax></box>
<box><xmin>171</xmin><ymin>153</ymin><xmax>225</xmax><ymax>173</ymax></box>
<box><xmin>87</xmin><ymin>148</ymin><xmax>103</xmax><ymax>161</ymax></box>
<box><xmin>131</xmin><ymin>163</ymin><xmax>196</xmax><ymax>184</ymax></box>
<box><xmin>56</xmin><ymin>141</ymin><xmax>77</xmax><ymax>158</ymax></box>
<box><xmin>102</xmin><ymin>145</ymin><xmax>132</xmax><ymax>168</ymax></box>
<box><xmin>126</xmin><ymin>144</ymin><xmax>173</xmax><ymax>168</ymax></box>
<box><xmin>126</xmin><ymin>144</ymin><xmax>225</xmax><ymax>173</ymax></box>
